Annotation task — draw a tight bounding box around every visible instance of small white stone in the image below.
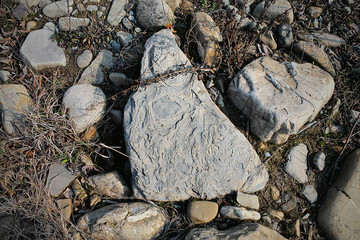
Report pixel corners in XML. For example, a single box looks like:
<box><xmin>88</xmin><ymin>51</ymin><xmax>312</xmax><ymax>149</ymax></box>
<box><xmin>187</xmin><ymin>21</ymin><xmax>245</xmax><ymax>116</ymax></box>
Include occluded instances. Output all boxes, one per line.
<box><xmin>71</xmin><ymin>9</ymin><xmax>78</xmax><ymax>16</ymax></box>
<box><xmin>62</xmin><ymin>84</ymin><xmax>106</xmax><ymax>133</ymax></box>
<box><xmin>302</xmin><ymin>185</ymin><xmax>318</xmax><ymax>203</ymax></box>
<box><xmin>97</xmin><ymin>11</ymin><xmax>103</xmax><ymax>17</ymax></box>
<box><xmin>86</xmin><ymin>5</ymin><xmax>98</xmax><ymax>12</ymax></box>
<box><xmin>284</xmin><ymin>144</ymin><xmax>308</xmax><ymax>183</ymax></box>
<box><xmin>313</xmin><ymin>152</ymin><xmax>326</xmax><ymax>171</ymax></box>
<box><xmin>78</xmin><ymin>50</ymin><xmax>113</xmax><ymax>85</ymax></box>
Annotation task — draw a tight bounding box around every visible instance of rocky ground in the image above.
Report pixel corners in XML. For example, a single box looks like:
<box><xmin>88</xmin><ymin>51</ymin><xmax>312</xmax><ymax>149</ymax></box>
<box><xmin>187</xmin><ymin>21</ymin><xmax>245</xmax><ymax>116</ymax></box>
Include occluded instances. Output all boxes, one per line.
<box><xmin>0</xmin><ymin>0</ymin><xmax>359</xmax><ymax>239</ymax></box>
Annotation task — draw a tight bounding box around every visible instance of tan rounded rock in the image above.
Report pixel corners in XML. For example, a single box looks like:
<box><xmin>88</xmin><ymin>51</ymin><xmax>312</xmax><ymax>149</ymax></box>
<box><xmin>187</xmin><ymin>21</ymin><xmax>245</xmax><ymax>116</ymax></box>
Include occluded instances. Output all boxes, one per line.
<box><xmin>187</xmin><ymin>201</ymin><xmax>218</xmax><ymax>224</ymax></box>
<box><xmin>306</xmin><ymin>6</ymin><xmax>322</xmax><ymax>18</ymax></box>
<box><xmin>26</xmin><ymin>21</ymin><xmax>37</xmax><ymax>31</ymax></box>
<box><xmin>191</xmin><ymin>12</ymin><xmax>223</xmax><ymax>66</ymax></box>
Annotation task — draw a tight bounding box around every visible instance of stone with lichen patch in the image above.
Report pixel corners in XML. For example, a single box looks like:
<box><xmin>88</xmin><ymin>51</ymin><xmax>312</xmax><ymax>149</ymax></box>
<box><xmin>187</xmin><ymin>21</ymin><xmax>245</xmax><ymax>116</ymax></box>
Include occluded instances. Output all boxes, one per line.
<box><xmin>191</xmin><ymin>12</ymin><xmax>223</xmax><ymax>66</ymax></box>
<box><xmin>77</xmin><ymin>202</ymin><xmax>167</xmax><ymax>240</ymax></box>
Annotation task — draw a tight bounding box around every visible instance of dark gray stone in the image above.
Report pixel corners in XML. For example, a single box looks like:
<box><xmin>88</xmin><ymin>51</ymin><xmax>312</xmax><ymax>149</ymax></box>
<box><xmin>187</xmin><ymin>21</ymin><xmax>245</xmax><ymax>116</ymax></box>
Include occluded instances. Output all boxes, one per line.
<box><xmin>277</xmin><ymin>23</ymin><xmax>293</xmax><ymax>47</ymax></box>
<box><xmin>13</xmin><ymin>3</ymin><xmax>30</xmax><ymax>20</ymax></box>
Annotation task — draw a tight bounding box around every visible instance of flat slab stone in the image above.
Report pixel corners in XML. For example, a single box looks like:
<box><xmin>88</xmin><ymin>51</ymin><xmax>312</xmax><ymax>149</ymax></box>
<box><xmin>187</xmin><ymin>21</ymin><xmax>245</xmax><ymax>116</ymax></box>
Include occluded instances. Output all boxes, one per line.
<box><xmin>43</xmin><ymin>0</ymin><xmax>73</xmax><ymax>18</ymax></box>
<box><xmin>46</xmin><ymin>163</ymin><xmax>77</xmax><ymax>197</ymax></box>
<box><xmin>318</xmin><ymin>149</ymin><xmax>360</xmax><ymax>240</ymax></box>
<box><xmin>185</xmin><ymin>223</ymin><xmax>287</xmax><ymax>240</ymax></box>
<box><xmin>228</xmin><ymin>56</ymin><xmax>334</xmax><ymax>144</ymax></box>
<box><xmin>20</xmin><ymin>22</ymin><xmax>66</xmax><ymax>71</ymax></box>
<box><xmin>77</xmin><ymin>202</ymin><xmax>166</xmax><ymax>240</ymax></box>
<box><xmin>62</xmin><ymin>84</ymin><xmax>106</xmax><ymax>133</ymax></box>
<box><xmin>58</xmin><ymin>17</ymin><xmax>90</xmax><ymax>31</ymax></box>
<box><xmin>124</xmin><ymin>29</ymin><xmax>268</xmax><ymax>201</ymax></box>
<box><xmin>0</xmin><ymin>84</ymin><xmax>33</xmax><ymax>135</ymax></box>
<box><xmin>107</xmin><ymin>0</ymin><xmax>128</xmax><ymax>26</ymax></box>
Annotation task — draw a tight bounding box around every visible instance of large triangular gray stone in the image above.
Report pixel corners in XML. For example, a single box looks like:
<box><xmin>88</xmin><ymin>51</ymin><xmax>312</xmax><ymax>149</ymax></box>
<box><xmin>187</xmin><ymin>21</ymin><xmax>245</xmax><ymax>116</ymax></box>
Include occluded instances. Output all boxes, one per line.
<box><xmin>123</xmin><ymin>29</ymin><xmax>268</xmax><ymax>201</ymax></box>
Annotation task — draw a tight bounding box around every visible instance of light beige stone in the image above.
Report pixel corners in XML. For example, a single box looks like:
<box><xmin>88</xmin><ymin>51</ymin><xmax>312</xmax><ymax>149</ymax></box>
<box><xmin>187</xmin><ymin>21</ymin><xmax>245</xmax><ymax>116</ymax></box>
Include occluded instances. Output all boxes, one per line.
<box><xmin>0</xmin><ymin>84</ymin><xmax>33</xmax><ymax>135</ymax></box>
<box><xmin>26</xmin><ymin>21</ymin><xmax>37</xmax><ymax>31</ymax></box>
<box><xmin>58</xmin><ymin>17</ymin><xmax>90</xmax><ymax>31</ymax></box>
<box><xmin>271</xmin><ymin>186</ymin><xmax>281</xmax><ymax>201</ymax></box>
<box><xmin>136</xmin><ymin>0</ymin><xmax>175</xmax><ymax>29</ymax></box>
<box><xmin>260</xmin><ymin>30</ymin><xmax>277</xmax><ymax>50</ymax></box>
<box><xmin>306</xmin><ymin>6</ymin><xmax>322</xmax><ymax>18</ymax></box>
<box><xmin>187</xmin><ymin>201</ymin><xmax>218</xmax><ymax>224</ymax></box>
<box><xmin>191</xmin><ymin>12</ymin><xmax>223</xmax><ymax>66</ymax></box>
<box><xmin>269</xmin><ymin>209</ymin><xmax>284</xmax><ymax>220</ymax></box>
<box><xmin>164</xmin><ymin>0</ymin><xmax>182</xmax><ymax>11</ymax></box>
